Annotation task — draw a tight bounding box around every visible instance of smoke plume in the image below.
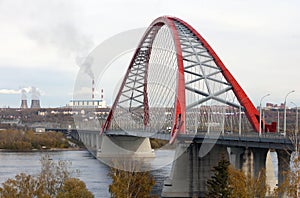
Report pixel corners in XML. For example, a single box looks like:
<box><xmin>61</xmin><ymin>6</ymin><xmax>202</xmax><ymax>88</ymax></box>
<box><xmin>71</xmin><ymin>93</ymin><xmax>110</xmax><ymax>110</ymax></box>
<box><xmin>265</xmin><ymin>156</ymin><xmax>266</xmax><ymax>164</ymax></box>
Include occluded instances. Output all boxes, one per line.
<box><xmin>30</xmin><ymin>86</ymin><xmax>40</xmax><ymax>100</ymax></box>
<box><xmin>21</xmin><ymin>89</ymin><xmax>27</xmax><ymax>100</ymax></box>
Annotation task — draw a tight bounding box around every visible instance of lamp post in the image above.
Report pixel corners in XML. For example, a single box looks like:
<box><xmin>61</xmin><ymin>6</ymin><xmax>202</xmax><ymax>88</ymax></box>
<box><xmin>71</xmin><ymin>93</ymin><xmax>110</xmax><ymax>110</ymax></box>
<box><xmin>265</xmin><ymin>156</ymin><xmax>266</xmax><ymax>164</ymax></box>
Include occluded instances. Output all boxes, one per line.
<box><xmin>277</xmin><ymin>110</ymin><xmax>280</xmax><ymax>133</ymax></box>
<box><xmin>239</xmin><ymin>97</ymin><xmax>248</xmax><ymax>136</ymax></box>
<box><xmin>239</xmin><ymin>104</ymin><xmax>241</xmax><ymax>136</ymax></box>
<box><xmin>291</xmin><ymin>101</ymin><xmax>299</xmax><ymax>196</ymax></box>
<box><xmin>283</xmin><ymin>90</ymin><xmax>295</xmax><ymax>137</ymax></box>
<box><xmin>291</xmin><ymin>102</ymin><xmax>299</xmax><ymax>134</ymax></box>
<box><xmin>291</xmin><ymin>102</ymin><xmax>298</xmax><ymax>153</ymax></box>
<box><xmin>259</xmin><ymin>94</ymin><xmax>270</xmax><ymax>136</ymax></box>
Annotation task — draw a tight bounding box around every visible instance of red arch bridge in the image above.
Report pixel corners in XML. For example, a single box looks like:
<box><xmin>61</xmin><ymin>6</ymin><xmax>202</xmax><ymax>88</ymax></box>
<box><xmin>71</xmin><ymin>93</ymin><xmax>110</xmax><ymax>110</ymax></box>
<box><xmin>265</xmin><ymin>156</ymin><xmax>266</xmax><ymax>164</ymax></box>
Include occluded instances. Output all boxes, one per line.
<box><xmin>75</xmin><ymin>16</ymin><xmax>296</xmax><ymax>197</ymax></box>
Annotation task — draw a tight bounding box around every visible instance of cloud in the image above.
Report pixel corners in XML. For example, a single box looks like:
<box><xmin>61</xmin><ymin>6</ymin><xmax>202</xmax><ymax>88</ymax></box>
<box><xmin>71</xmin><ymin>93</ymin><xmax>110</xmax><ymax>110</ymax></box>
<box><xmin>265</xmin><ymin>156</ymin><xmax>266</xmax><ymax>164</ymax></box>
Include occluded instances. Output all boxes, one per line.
<box><xmin>0</xmin><ymin>89</ymin><xmax>20</xmax><ymax>94</ymax></box>
<box><xmin>0</xmin><ymin>86</ymin><xmax>43</xmax><ymax>99</ymax></box>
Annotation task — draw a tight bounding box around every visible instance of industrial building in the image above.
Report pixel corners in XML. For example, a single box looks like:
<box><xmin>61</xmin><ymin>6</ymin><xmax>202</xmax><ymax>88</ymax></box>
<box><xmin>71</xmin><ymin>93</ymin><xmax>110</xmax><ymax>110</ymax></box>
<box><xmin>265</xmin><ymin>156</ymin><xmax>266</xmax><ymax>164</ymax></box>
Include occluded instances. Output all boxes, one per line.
<box><xmin>68</xmin><ymin>99</ymin><xmax>106</xmax><ymax>108</ymax></box>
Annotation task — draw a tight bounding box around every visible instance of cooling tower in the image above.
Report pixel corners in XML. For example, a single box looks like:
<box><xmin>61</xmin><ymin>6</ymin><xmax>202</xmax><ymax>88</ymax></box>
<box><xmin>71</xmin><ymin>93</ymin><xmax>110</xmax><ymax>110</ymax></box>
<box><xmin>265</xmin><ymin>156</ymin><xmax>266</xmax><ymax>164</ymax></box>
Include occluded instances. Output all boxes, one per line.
<box><xmin>20</xmin><ymin>100</ymin><xmax>28</xmax><ymax>108</ymax></box>
<box><xmin>31</xmin><ymin>100</ymin><xmax>40</xmax><ymax>108</ymax></box>
<box><xmin>20</xmin><ymin>89</ymin><xmax>28</xmax><ymax>108</ymax></box>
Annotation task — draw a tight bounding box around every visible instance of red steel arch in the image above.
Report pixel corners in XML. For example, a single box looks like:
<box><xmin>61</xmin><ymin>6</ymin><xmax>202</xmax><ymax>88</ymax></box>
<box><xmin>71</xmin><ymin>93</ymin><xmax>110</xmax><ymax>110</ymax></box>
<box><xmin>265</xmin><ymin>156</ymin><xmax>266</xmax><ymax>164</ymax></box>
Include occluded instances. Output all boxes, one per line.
<box><xmin>171</xmin><ymin>16</ymin><xmax>261</xmax><ymax>133</ymax></box>
<box><xmin>102</xmin><ymin>16</ymin><xmax>264</xmax><ymax>142</ymax></box>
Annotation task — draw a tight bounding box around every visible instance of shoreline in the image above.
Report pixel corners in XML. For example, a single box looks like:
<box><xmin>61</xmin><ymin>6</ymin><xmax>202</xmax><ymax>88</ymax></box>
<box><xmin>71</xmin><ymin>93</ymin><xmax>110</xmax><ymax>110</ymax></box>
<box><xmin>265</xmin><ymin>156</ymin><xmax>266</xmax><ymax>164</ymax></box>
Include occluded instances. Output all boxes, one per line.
<box><xmin>0</xmin><ymin>147</ymin><xmax>86</xmax><ymax>152</ymax></box>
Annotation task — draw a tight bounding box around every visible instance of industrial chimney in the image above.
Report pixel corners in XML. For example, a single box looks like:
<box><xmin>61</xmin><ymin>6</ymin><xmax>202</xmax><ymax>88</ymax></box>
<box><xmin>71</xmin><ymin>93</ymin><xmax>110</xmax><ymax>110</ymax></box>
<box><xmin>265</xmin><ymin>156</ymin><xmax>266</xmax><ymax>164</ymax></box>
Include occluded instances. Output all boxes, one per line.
<box><xmin>30</xmin><ymin>87</ymin><xmax>41</xmax><ymax>108</ymax></box>
<box><xmin>20</xmin><ymin>89</ymin><xmax>28</xmax><ymax>108</ymax></box>
<box><xmin>92</xmin><ymin>79</ymin><xmax>95</xmax><ymax>100</ymax></box>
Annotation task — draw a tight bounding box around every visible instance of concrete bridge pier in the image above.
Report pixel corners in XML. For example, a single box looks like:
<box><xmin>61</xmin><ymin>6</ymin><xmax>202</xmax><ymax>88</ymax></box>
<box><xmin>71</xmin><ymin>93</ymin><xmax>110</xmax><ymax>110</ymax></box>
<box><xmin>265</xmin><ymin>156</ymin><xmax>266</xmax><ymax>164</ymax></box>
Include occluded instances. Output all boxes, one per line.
<box><xmin>276</xmin><ymin>149</ymin><xmax>292</xmax><ymax>191</ymax></box>
<box><xmin>228</xmin><ymin>147</ymin><xmax>245</xmax><ymax>169</ymax></box>
<box><xmin>242</xmin><ymin>148</ymin><xmax>254</xmax><ymax>177</ymax></box>
<box><xmin>162</xmin><ymin>142</ymin><xmax>229</xmax><ymax>197</ymax></box>
<box><xmin>97</xmin><ymin>135</ymin><xmax>155</xmax><ymax>158</ymax></box>
<box><xmin>252</xmin><ymin>148</ymin><xmax>269</xmax><ymax>177</ymax></box>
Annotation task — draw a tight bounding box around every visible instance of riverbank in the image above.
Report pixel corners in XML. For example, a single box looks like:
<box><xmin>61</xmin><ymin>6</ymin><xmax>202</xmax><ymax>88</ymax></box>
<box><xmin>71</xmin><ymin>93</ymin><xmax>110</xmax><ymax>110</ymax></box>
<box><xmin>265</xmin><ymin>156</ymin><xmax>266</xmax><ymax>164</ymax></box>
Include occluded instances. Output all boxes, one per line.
<box><xmin>0</xmin><ymin>147</ymin><xmax>86</xmax><ymax>152</ymax></box>
<box><xmin>0</xmin><ymin>129</ymin><xmax>82</xmax><ymax>151</ymax></box>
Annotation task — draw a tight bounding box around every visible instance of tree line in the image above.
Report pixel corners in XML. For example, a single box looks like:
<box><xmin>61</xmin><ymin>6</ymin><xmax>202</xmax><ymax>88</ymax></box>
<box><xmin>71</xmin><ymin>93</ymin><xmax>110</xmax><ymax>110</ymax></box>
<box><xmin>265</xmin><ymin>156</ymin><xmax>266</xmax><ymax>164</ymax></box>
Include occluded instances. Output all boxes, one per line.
<box><xmin>0</xmin><ymin>129</ymin><xmax>70</xmax><ymax>151</ymax></box>
<box><xmin>207</xmin><ymin>155</ymin><xmax>300</xmax><ymax>198</ymax></box>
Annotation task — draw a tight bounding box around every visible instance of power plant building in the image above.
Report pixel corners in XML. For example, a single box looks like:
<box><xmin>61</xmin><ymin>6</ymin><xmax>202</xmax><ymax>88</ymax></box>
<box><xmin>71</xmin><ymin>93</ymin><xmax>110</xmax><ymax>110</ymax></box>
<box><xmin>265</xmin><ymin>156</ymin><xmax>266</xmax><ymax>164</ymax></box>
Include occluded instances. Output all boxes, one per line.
<box><xmin>68</xmin><ymin>99</ymin><xmax>106</xmax><ymax>108</ymax></box>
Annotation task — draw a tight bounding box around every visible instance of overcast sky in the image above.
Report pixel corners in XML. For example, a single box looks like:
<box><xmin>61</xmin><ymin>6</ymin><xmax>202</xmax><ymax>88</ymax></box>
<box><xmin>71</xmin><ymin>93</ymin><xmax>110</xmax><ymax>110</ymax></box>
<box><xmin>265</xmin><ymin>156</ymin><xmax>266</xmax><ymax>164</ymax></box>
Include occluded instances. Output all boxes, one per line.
<box><xmin>0</xmin><ymin>0</ymin><xmax>300</xmax><ymax>108</ymax></box>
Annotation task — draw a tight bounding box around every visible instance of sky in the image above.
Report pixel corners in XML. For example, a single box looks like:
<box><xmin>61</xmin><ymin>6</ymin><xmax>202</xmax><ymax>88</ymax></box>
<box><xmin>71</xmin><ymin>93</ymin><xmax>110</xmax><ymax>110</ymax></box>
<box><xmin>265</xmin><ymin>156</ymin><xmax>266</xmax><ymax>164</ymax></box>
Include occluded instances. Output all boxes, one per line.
<box><xmin>0</xmin><ymin>0</ymin><xmax>300</xmax><ymax>108</ymax></box>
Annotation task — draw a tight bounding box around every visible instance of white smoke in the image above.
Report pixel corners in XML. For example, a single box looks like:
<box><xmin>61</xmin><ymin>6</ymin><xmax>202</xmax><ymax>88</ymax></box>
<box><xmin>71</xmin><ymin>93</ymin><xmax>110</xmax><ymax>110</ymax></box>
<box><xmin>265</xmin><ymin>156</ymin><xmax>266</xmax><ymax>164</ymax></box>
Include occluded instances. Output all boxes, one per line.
<box><xmin>21</xmin><ymin>89</ymin><xmax>27</xmax><ymax>100</ymax></box>
<box><xmin>30</xmin><ymin>86</ymin><xmax>40</xmax><ymax>100</ymax></box>
<box><xmin>26</xmin><ymin>20</ymin><xmax>95</xmax><ymax>79</ymax></box>
<box><xmin>76</xmin><ymin>55</ymin><xmax>94</xmax><ymax>79</ymax></box>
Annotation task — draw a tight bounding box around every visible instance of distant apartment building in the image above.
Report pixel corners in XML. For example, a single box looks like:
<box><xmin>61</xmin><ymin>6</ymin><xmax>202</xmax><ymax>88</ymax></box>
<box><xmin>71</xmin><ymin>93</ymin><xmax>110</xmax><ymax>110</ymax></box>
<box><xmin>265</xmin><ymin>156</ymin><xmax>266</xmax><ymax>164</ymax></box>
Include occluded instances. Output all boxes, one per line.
<box><xmin>266</xmin><ymin>103</ymin><xmax>285</xmax><ymax>110</ymax></box>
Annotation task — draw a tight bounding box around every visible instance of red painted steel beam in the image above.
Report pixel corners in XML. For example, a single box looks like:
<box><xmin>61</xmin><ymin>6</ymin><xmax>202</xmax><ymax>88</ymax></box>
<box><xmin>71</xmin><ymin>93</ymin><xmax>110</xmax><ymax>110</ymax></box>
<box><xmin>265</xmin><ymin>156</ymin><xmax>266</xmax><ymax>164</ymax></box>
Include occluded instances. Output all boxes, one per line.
<box><xmin>171</xmin><ymin>17</ymin><xmax>260</xmax><ymax>132</ymax></box>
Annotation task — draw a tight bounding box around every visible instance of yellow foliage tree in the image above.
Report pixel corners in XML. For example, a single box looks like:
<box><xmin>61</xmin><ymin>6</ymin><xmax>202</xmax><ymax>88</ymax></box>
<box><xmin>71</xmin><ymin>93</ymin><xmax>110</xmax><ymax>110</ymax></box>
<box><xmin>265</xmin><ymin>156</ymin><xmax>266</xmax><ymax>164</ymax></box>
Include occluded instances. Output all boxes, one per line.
<box><xmin>228</xmin><ymin>166</ymin><xmax>269</xmax><ymax>198</ymax></box>
<box><xmin>57</xmin><ymin>178</ymin><xmax>94</xmax><ymax>198</ymax></box>
<box><xmin>0</xmin><ymin>155</ymin><xmax>93</xmax><ymax>198</ymax></box>
<box><xmin>108</xmin><ymin>160</ymin><xmax>155</xmax><ymax>198</ymax></box>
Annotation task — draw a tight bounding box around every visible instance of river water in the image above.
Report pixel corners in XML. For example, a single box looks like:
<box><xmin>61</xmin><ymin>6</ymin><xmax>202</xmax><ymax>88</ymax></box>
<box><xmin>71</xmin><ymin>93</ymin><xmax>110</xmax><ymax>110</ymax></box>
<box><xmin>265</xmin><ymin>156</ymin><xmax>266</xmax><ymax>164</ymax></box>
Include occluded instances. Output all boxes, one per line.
<box><xmin>0</xmin><ymin>149</ymin><xmax>283</xmax><ymax>197</ymax></box>
<box><xmin>0</xmin><ymin>150</ymin><xmax>174</xmax><ymax>198</ymax></box>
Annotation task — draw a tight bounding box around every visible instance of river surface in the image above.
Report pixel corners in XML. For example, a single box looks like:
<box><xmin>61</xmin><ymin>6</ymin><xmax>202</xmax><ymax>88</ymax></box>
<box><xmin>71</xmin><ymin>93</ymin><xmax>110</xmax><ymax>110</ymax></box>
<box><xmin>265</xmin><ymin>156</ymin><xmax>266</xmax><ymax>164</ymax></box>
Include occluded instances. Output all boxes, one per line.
<box><xmin>0</xmin><ymin>149</ymin><xmax>283</xmax><ymax>197</ymax></box>
<box><xmin>0</xmin><ymin>150</ymin><xmax>174</xmax><ymax>198</ymax></box>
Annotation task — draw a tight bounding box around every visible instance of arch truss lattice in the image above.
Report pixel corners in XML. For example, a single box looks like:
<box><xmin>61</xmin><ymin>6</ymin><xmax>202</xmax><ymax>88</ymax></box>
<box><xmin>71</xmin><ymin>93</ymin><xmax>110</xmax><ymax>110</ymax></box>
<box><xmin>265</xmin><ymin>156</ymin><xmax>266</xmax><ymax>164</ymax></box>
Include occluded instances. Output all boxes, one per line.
<box><xmin>102</xmin><ymin>16</ymin><xmax>275</xmax><ymax>143</ymax></box>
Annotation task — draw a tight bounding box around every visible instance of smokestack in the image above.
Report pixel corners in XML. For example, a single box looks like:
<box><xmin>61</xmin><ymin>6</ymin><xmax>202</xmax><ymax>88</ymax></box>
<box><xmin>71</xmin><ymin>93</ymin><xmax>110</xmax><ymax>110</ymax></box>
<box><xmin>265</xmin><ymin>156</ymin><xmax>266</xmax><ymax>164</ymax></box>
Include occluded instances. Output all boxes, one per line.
<box><xmin>20</xmin><ymin>89</ymin><xmax>28</xmax><ymax>108</ymax></box>
<box><xmin>30</xmin><ymin>87</ymin><xmax>41</xmax><ymax>108</ymax></box>
<box><xmin>92</xmin><ymin>79</ymin><xmax>95</xmax><ymax>100</ymax></box>
<box><xmin>101</xmin><ymin>89</ymin><xmax>103</xmax><ymax>100</ymax></box>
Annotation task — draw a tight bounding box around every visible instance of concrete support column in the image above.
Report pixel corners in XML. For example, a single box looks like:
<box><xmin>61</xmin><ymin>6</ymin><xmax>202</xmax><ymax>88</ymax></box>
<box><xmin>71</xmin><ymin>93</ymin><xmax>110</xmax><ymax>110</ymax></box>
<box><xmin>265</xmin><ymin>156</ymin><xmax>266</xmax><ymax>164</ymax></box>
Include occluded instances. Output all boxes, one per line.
<box><xmin>162</xmin><ymin>142</ymin><xmax>228</xmax><ymax>197</ymax></box>
<box><xmin>162</xmin><ymin>142</ymin><xmax>190</xmax><ymax>197</ymax></box>
<box><xmin>89</xmin><ymin>133</ymin><xmax>92</xmax><ymax>147</ymax></box>
<box><xmin>228</xmin><ymin>147</ymin><xmax>245</xmax><ymax>169</ymax></box>
<box><xmin>276</xmin><ymin>149</ymin><xmax>292</xmax><ymax>188</ymax></box>
<box><xmin>266</xmin><ymin>151</ymin><xmax>277</xmax><ymax>193</ymax></box>
<box><xmin>96</xmin><ymin>134</ymin><xmax>99</xmax><ymax>151</ymax></box>
<box><xmin>252</xmin><ymin>148</ymin><xmax>269</xmax><ymax>177</ymax></box>
<box><xmin>93</xmin><ymin>134</ymin><xmax>97</xmax><ymax>148</ymax></box>
<box><xmin>242</xmin><ymin>148</ymin><xmax>254</xmax><ymax>177</ymax></box>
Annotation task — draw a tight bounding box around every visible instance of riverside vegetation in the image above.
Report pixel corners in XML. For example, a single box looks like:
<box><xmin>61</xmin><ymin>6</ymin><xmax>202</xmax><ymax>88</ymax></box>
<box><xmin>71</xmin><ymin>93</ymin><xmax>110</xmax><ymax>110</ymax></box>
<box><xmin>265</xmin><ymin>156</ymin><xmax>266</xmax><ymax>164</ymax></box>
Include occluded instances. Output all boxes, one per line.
<box><xmin>0</xmin><ymin>129</ymin><xmax>70</xmax><ymax>151</ymax></box>
<box><xmin>206</xmin><ymin>155</ymin><xmax>300</xmax><ymax>198</ymax></box>
<box><xmin>0</xmin><ymin>155</ymin><xmax>94</xmax><ymax>198</ymax></box>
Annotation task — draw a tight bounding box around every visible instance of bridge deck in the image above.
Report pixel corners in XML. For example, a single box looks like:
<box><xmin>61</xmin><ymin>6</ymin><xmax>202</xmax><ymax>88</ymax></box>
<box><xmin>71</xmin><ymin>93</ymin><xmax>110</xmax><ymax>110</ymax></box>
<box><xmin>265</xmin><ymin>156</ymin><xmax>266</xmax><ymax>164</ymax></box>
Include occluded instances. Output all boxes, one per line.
<box><xmin>46</xmin><ymin>127</ymin><xmax>295</xmax><ymax>151</ymax></box>
<box><xmin>106</xmin><ymin>130</ymin><xmax>295</xmax><ymax>151</ymax></box>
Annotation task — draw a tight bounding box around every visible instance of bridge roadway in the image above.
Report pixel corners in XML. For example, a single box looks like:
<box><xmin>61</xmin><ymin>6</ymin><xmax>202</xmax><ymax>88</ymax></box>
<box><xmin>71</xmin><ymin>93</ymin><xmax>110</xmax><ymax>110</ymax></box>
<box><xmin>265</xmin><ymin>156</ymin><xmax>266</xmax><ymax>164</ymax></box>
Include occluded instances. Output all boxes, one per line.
<box><xmin>105</xmin><ymin>130</ymin><xmax>295</xmax><ymax>151</ymax></box>
<box><xmin>46</xmin><ymin>127</ymin><xmax>295</xmax><ymax>151</ymax></box>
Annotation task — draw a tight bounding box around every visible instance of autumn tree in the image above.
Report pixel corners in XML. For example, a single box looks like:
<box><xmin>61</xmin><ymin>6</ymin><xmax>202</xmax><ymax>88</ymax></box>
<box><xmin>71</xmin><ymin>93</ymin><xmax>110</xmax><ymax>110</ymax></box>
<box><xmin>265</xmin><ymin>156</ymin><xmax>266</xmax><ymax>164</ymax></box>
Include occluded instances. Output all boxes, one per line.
<box><xmin>273</xmin><ymin>153</ymin><xmax>300</xmax><ymax>198</ymax></box>
<box><xmin>206</xmin><ymin>157</ymin><xmax>232</xmax><ymax>198</ymax></box>
<box><xmin>57</xmin><ymin>178</ymin><xmax>94</xmax><ymax>198</ymax></box>
<box><xmin>0</xmin><ymin>154</ymin><xmax>93</xmax><ymax>198</ymax></box>
<box><xmin>228</xmin><ymin>166</ymin><xmax>269</xmax><ymax>198</ymax></box>
<box><xmin>0</xmin><ymin>173</ymin><xmax>43</xmax><ymax>198</ymax></box>
<box><xmin>108</xmin><ymin>160</ymin><xmax>155</xmax><ymax>198</ymax></box>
